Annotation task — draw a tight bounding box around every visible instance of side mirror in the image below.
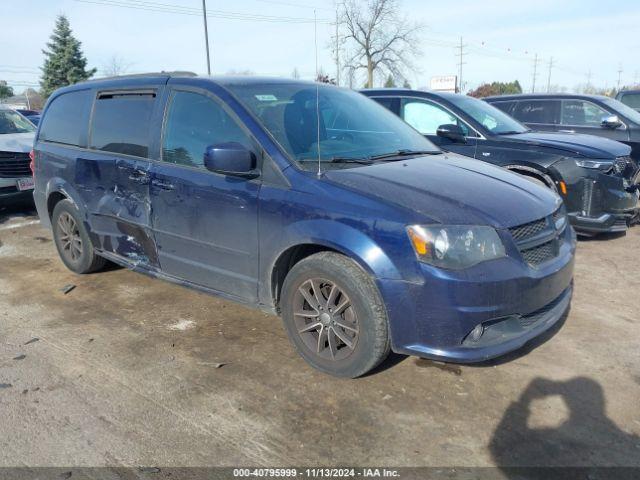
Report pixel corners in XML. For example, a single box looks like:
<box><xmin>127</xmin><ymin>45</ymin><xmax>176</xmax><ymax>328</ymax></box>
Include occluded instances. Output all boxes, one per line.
<box><xmin>601</xmin><ymin>115</ymin><xmax>622</xmax><ymax>129</ymax></box>
<box><xmin>203</xmin><ymin>142</ymin><xmax>258</xmax><ymax>179</ymax></box>
<box><xmin>436</xmin><ymin>124</ymin><xmax>467</xmax><ymax>143</ymax></box>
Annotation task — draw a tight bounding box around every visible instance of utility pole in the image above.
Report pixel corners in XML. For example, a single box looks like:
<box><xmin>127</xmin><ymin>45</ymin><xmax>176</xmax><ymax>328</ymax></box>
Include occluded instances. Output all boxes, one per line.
<box><xmin>585</xmin><ymin>69</ymin><xmax>592</xmax><ymax>93</ymax></box>
<box><xmin>202</xmin><ymin>0</ymin><xmax>212</xmax><ymax>75</ymax></box>
<box><xmin>334</xmin><ymin>5</ymin><xmax>340</xmax><ymax>86</ymax></box>
<box><xmin>456</xmin><ymin>37</ymin><xmax>467</xmax><ymax>93</ymax></box>
<box><xmin>617</xmin><ymin>64</ymin><xmax>623</xmax><ymax>91</ymax></box>
<box><xmin>531</xmin><ymin>53</ymin><xmax>539</xmax><ymax>93</ymax></box>
<box><xmin>546</xmin><ymin>56</ymin><xmax>554</xmax><ymax>93</ymax></box>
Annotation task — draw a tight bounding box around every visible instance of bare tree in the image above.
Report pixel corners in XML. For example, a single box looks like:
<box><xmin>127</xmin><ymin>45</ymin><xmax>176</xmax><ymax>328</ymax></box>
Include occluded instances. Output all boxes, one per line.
<box><xmin>101</xmin><ymin>55</ymin><xmax>132</xmax><ymax>77</ymax></box>
<box><xmin>340</xmin><ymin>0</ymin><xmax>423</xmax><ymax>88</ymax></box>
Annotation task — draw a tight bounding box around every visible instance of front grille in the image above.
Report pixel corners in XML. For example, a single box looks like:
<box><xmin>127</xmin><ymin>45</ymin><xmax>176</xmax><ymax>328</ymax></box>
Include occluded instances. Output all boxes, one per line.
<box><xmin>521</xmin><ymin>240</ymin><xmax>556</xmax><ymax>267</ymax></box>
<box><xmin>0</xmin><ymin>151</ymin><xmax>31</xmax><ymax>178</ymax></box>
<box><xmin>509</xmin><ymin>218</ymin><xmax>547</xmax><ymax>241</ymax></box>
<box><xmin>510</xmin><ymin>208</ymin><xmax>566</xmax><ymax>268</ymax></box>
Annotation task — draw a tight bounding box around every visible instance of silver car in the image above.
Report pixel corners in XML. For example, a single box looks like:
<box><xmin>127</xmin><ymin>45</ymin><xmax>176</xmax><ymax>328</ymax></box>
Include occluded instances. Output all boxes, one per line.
<box><xmin>0</xmin><ymin>106</ymin><xmax>36</xmax><ymax>205</ymax></box>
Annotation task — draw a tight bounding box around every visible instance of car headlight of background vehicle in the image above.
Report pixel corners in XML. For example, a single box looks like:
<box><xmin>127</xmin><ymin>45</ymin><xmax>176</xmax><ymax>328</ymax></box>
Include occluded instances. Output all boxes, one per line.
<box><xmin>406</xmin><ymin>225</ymin><xmax>506</xmax><ymax>269</ymax></box>
<box><xmin>574</xmin><ymin>159</ymin><xmax>613</xmax><ymax>171</ymax></box>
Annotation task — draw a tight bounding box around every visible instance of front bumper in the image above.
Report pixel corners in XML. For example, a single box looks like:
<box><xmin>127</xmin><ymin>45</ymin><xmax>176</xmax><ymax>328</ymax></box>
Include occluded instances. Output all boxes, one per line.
<box><xmin>551</xmin><ymin>160</ymin><xmax>639</xmax><ymax>235</ymax></box>
<box><xmin>0</xmin><ymin>186</ymin><xmax>34</xmax><ymax>205</ymax></box>
<box><xmin>378</xmin><ymin>225</ymin><xmax>575</xmax><ymax>363</ymax></box>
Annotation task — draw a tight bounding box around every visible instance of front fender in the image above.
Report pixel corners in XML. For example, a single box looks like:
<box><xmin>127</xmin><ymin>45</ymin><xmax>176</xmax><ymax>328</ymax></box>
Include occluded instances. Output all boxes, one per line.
<box><xmin>260</xmin><ymin>218</ymin><xmax>415</xmax><ymax>308</ymax></box>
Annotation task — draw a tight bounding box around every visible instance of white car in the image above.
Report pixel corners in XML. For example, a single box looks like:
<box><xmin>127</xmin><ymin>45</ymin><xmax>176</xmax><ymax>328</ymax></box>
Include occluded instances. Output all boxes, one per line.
<box><xmin>0</xmin><ymin>105</ymin><xmax>36</xmax><ymax>205</ymax></box>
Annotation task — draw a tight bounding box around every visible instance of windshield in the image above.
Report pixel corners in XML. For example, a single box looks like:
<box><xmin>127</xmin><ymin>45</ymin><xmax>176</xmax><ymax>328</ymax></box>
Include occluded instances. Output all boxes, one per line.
<box><xmin>225</xmin><ymin>82</ymin><xmax>440</xmax><ymax>168</ymax></box>
<box><xmin>447</xmin><ymin>95</ymin><xmax>529</xmax><ymax>135</ymax></box>
<box><xmin>602</xmin><ymin>97</ymin><xmax>640</xmax><ymax>124</ymax></box>
<box><xmin>0</xmin><ymin>109</ymin><xmax>36</xmax><ymax>134</ymax></box>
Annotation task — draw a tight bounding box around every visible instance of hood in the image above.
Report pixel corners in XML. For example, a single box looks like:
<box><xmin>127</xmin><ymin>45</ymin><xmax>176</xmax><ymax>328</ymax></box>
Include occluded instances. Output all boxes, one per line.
<box><xmin>324</xmin><ymin>153</ymin><xmax>560</xmax><ymax>229</ymax></box>
<box><xmin>502</xmin><ymin>131</ymin><xmax>631</xmax><ymax>159</ymax></box>
<box><xmin>0</xmin><ymin>133</ymin><xmax>35</xmax><ymax>153</ymax></box>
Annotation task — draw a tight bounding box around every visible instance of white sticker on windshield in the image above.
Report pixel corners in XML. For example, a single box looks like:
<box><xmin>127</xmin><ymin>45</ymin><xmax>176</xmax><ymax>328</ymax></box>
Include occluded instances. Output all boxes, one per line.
<box><xmin>255</xmin><ymin>94</ymin><xmax>278</xmax><ymax>101</ymax></box>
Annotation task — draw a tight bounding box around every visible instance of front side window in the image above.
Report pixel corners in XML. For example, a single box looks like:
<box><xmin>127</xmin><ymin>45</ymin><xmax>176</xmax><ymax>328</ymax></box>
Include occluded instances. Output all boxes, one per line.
<box><xmin>602</xmin><ymin>97</ymin><xmax>640</xmax><ymax>124</ymax></box>
<box><xmin>39</xmin><ymin>90</ymin><xmax>92</xmax><ymax>146</ymax></box>
<box><xmin>0</xmin><ymin>109</ymin><xmax>36</xmax><ymax>135</ymax></box>
<box><xmin>401</xmin><ymin>99</ymin><xmax>472</xmax><ymax>136</ymax></box>
<box><xmin>513</xmin><ymin>100</ymin><xmax>559</xmax><ymax>125</ymax></box>
<box><xmin>224</xmin><ymin>82</ymin><xmax>439</xmax><ymax>169</ymax></box>
<box><xmin>162</xmin><ymin>91</ymin><xmax>254</xmax><ymax>168</ymax></box>
<box><xmin>90</xmin><ymin>92</ymin><xmax>156</xmax><ymax>157</ymax></box>
<box><xmin>447</xmin><ymin>95</ymin><xmax>529</xmax><ymax>134</ymax></box>
<box><xmin>561</xmin><ymin>100</ymin><xmax>609</xmax><ymax>126</ymax></box>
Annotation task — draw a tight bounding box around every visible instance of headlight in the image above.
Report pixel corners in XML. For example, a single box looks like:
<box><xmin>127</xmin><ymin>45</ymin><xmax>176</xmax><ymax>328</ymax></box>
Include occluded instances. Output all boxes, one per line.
<box><xmin>575</xmin><ymin>159</ymin><xmax>613</xmax><ymax>171</ymax></box>
<box><xmin>406</xmin><ymin>225</ymin><xmax>506</xmax><ymax>269</ymax></box>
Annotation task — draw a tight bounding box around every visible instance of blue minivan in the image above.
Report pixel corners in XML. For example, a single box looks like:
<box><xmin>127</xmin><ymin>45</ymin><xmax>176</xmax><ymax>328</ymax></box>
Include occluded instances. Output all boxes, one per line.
<box><xmin>32</xmin><ymin>74</ymin><xmax>576</xmax><ymax>377</ymax></box>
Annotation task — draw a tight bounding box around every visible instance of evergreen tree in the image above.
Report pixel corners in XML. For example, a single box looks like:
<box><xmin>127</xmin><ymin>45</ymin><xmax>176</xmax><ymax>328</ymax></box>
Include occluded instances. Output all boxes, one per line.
<box><xmin>0</xmin><ymin>81</ymin><xmax>14</xmax><ymax>99</ymax></box>
<box><xmin>384</xmin><ymin>74</ymin><xmax>396</xmax><ymax>88</ymax></box>
<box><xmin>40</xmin><ymin>15</ymin><xmax>96</xmax><ymax>98</ymax></box>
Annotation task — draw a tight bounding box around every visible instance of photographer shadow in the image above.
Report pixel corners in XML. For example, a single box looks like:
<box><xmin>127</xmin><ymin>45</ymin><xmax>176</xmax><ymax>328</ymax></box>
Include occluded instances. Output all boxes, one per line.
<box><xmin>490</xmin><ymin>377</ymin><xmax>640</xmax><ymax>476</ymax></box>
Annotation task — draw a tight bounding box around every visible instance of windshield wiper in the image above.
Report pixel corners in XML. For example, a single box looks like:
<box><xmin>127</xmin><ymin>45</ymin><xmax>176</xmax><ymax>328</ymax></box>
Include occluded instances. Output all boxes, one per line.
<box><xmin>329</xmin><ymin>157</ymin><xmax>375</xmax><ymax>165</ymax></box>
<box><xmin>368</xmin><ymin>149</ymin><xmax>441</xmax><ymax>161</ymax></box>
<box><xmin>496</xmin><ymin>130</ymin><xmax>526</xmax><ymax>135</ymax></box>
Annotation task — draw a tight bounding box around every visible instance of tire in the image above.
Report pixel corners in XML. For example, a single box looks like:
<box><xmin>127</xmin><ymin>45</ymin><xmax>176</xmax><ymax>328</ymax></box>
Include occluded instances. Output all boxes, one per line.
<box><xmin>520</xmin><ymin>174</ymin><xmax>551</xmax><ymax>190</ymax></box>
<box><xmin>280</xmin><ymin>252</ymin><xmax>390</xmax><ymax>378</ymax></box>
<box><xmin>52</xmin><ymin>199</ymin><xmax>106</xmax><ymax>274</ymax></box>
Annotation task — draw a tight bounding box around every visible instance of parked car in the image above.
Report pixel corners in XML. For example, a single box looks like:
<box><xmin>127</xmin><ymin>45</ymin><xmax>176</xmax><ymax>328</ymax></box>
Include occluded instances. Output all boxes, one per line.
<box><xmin>362</xmin><ymin>89</ymin><xmax>640</xmax><ymax>235</ymax></box>
<box><xmin>0</xmin><ymin>105</ymin><xmax>36</xmax><ymax>205</ymax></box>
<box><xmin>15</xmin><ymin>109</ymin><xmax>41</xmax><ymax>126</ymax></box>
<box><xmin>33</xmin><ymin>74</ymin><xmax>575</xmax><ymax>377</ymax></box>
<box><xmin>484</xmin><ymin>93</ymin><xmax>640</xmax><ymax>161</ymax></box>
<box><xmin>616</xmin><ymin>90</ymin><xmax>640</xmax><ymax>113</ymax></box>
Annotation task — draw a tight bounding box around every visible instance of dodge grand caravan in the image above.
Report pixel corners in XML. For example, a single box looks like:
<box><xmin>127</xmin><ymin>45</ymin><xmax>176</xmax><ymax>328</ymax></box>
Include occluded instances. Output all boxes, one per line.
<box><xmin>33</xmin><ymin>74</ymin><xmax>575</xmax><ymax>377</ymax></box>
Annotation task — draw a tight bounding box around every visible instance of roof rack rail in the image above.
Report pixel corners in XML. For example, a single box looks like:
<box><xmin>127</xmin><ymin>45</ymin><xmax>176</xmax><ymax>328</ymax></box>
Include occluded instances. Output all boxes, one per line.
<box><xmin>87</xmin><ymin>71</ymin><xmax>198</xmax><ymax>82</ymax></box>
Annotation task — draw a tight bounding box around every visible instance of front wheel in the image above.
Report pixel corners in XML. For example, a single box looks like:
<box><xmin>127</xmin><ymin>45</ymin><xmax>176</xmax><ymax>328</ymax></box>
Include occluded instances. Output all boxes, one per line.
<box><xmin>280</xmin><ymin>252</ymin><xmax>390</xmax><ymax>378</ymax></box>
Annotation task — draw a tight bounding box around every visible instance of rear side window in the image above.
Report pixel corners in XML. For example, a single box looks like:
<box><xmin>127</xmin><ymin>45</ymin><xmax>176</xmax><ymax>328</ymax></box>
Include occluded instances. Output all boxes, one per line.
<box><xmin>373</xmin><ymin>97</ymin><xmax>399</xmax><ymax>114</ymax></box>
<box><xmin>489</xmin><ymin>101</ymin><xmax>515</xmax><ymax>115</ymax></box>
<box><xmin>90</xmin><ymin>91</ymin><xmax>156</xmax><ymax>158</ymax></box>
<box><xmin>513</xmin><ymin>100</ymin><xmax>559</xmax><ymax>124</ymax></box>
<box><xmin>39</xmin><ymin>90</ymin><xmax>92</xmax><ymax>146</ymax></box>
<box><xmin>619</xmin><ymin>93</ymin><xmax>640</xmax><ymax>110</ymax></box>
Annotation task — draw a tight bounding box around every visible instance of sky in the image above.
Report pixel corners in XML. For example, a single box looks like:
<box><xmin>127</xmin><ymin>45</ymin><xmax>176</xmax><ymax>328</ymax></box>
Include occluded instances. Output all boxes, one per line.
<box><xmin>1</xmin><ymin>0</ymin><xmax>640</xmax><ymax>94</ymax></box>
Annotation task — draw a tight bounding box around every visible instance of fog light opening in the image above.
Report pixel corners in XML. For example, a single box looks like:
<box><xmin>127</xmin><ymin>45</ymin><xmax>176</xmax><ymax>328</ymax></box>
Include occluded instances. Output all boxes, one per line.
<box><xmin>469</xmin><ymin>324</ymin><xmax>484</xmax><ymax>343</ymax></box>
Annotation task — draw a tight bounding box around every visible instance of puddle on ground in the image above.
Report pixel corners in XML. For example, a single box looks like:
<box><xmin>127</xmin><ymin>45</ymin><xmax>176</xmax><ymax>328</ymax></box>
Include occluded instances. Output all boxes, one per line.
<box><xmin>414</xmin><ymin>358</ymin><xmax>462</xmax><ymax>376</ymax></box>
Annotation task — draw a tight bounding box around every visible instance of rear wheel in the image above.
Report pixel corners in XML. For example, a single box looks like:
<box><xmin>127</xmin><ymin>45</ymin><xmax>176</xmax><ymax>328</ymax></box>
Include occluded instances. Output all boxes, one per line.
<box><xmin>280</xmin><ymin>252</ymin><xmax>390</xmax><ymax>378</ymax></box>
<box><xmin>52</xmin><ymin>199</ymin><xmax>106</xmax><ymax>274</ymax></box>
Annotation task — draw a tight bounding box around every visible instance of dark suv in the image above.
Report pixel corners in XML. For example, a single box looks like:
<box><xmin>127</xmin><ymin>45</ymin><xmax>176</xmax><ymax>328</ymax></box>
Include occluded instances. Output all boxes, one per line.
<box><xmin>485</xmin><ymin>93</ymin><xmax>640</xmax><ymax>161</ymax></box>
<box><xmin>616</xmin><ymin>90</ymin><xmax>640</xmax><ymax>113</ymax></box>
<box><xmin>363</xmin><ymin>89</ymin><xmax>640</xmax><ymax>235</ymax></box>
<box><xmin>33</xmin><ymin>74</ymin><xmax>575</xmax><ymax>377</ymax></box>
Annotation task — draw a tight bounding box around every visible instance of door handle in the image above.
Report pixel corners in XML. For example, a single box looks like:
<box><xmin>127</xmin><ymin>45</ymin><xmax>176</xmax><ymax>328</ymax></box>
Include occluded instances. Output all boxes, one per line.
<box><xmin>151</xmin><ymin>178</ymin><xmax>176</xmax><ymax>191</ymax></box>
<box><xmin>128</xmin><ymin>168</ymin><xmax>150</xmax><ymax>184</ymax></box>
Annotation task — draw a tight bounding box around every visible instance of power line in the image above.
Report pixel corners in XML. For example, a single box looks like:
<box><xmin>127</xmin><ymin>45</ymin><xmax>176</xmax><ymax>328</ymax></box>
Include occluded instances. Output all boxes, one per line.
<box><xmin>73</xmin><ymin>0</ymin><xmax>332</xmax><ymax>23</ymax></box>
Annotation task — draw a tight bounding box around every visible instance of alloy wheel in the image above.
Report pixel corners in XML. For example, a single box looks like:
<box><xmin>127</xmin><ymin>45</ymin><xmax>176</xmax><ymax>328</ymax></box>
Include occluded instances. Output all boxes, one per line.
<box><xmin>293</xmin><ymin>278</ymin><xmax>359</xmax><ymax>361</ymax></box>
<box><xmin>57</xmin><ymin>212</ymin><xmax>83</xmax><ymax>263</ymax></box>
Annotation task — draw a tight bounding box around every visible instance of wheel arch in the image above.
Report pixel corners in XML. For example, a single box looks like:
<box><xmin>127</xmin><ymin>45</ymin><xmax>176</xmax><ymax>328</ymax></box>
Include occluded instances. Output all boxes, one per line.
<box><xmin>503</xmin><ymin>164</ymin><xmax>558</xmax><ymax>191</ymax></box>
<box><xmin>266</xmin><ymin>220</ymin><xmax>406</xmax><ymax>310</ymax></box>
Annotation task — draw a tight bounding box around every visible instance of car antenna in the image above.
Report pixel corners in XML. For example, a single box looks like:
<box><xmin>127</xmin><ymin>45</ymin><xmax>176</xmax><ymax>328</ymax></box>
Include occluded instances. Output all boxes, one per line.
<box><xmin>314</xmin><ymin>9</ymin><xmax>322</xmax><ymax>177</ymax></box>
